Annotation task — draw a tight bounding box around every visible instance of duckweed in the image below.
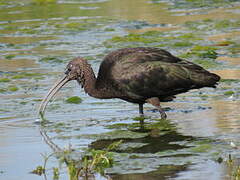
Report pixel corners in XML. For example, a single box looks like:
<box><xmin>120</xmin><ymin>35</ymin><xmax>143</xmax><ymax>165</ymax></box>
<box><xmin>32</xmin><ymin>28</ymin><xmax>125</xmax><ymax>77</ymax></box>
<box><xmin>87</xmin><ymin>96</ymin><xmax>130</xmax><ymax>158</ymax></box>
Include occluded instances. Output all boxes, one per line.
<box><xmin>66</xmin><ymin>96</ymin><xmax>82</xmax><ymax>104</ymax></box>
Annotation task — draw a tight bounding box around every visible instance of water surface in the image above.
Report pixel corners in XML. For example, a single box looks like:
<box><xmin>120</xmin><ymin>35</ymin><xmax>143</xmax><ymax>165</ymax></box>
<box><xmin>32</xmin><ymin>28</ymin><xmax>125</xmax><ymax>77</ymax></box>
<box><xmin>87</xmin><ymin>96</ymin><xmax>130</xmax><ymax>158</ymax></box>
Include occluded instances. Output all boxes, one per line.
<box><xmin>0</xmin><ymin>0</ymin><xmax>240</xmax><ymax>179</ymax></box>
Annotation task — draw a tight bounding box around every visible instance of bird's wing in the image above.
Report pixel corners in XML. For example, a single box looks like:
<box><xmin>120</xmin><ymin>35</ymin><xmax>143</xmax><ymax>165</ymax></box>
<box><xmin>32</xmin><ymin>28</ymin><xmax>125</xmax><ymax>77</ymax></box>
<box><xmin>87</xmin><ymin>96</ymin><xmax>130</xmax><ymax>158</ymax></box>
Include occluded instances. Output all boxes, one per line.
<box><xmin>96</xmin><ymin>47</ymin><xmax>219</xmax><ymax>101</ymax></box>
<box><xmin>110</xmin><ymin>53</ymin><xmax>218</xmax><ymax>99</ymax></box>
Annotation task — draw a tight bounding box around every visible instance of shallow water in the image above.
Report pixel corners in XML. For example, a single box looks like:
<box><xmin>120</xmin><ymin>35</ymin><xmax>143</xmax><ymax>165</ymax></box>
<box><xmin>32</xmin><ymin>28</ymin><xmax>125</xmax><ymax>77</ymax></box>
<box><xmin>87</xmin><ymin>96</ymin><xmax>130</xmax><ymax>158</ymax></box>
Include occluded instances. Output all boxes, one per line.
<box><xmin>0</xmin><ymin>0</ymin><xmax>240</xmax><ymax>179</ymax></box>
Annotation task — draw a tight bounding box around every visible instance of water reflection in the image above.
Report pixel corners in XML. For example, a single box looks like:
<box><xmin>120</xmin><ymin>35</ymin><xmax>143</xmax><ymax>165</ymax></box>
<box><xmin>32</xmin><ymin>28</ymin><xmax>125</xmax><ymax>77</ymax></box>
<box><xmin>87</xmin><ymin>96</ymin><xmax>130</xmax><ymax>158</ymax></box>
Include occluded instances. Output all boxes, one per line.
<box><xmin>90</xmin><ymin>130</ymin><xmax>195</xmax><ymax>153</ymax></box>
<box><xmin>111</xmin><ymin>164</ymin><xmax>189</xmax><ymax>180</ymax></box>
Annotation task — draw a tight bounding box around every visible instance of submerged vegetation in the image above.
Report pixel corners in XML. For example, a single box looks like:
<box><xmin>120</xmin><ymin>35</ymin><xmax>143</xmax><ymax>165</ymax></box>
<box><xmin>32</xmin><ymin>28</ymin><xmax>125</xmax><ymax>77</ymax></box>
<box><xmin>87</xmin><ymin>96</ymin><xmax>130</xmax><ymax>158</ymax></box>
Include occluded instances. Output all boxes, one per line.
<box><xmin>66</xmin><ymin>96</ymin><xmax>83</xmax><ymax>104</ymax></box>
<box><xmin>32</xmin><ymin>0</ymin><xmax>56</xmax><ymax>5</ymax></box>
<box><xmin>151</xmin><ymin>0</ymin><xmax>240</xmax><ymax>9</ymax></box>
<box><xmin>32</xmin><ymin>129</ymin><xmax>122</xmax><ymax>179</ymax></box>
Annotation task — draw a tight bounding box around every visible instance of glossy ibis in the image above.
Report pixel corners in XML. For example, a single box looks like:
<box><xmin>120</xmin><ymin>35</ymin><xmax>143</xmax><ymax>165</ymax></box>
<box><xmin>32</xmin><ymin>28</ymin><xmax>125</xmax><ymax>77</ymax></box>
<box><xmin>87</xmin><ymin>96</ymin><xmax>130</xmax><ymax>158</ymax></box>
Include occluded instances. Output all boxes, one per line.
<box><xmin>39</xmin><ymin>47</ymin><xmax>220</xmax><ymax>121</ymax></box>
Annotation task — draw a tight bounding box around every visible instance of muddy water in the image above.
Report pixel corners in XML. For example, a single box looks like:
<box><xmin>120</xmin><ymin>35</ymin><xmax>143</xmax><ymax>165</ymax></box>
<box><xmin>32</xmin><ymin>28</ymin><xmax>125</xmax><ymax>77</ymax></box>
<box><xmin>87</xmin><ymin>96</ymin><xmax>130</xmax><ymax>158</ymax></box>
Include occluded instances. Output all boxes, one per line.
<box><xmin>0</xmin><ymin>0</ymin><xmax>240</xmax><ymax>179</ymax></box>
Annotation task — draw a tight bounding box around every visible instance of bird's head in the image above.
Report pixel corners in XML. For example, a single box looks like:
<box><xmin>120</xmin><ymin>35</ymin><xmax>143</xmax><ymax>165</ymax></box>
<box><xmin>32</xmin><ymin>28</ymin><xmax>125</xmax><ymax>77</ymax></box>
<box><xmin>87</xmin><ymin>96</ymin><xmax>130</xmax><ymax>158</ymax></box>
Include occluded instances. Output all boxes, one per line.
<box><xmin>65</xmin><ymin>57</ymin><xmax>86</xmax><ymax>81</ymax></box>
<box><xmin>38</xmin><ymin>57</ymin><xmax>87</xmax><ymax>117</ymax></box>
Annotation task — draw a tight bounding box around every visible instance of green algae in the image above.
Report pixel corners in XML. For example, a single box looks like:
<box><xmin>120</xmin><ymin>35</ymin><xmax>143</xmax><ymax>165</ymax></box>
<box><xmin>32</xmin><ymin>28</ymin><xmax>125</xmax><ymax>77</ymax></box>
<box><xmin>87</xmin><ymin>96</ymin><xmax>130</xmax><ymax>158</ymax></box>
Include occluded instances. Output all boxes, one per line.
<box><xmin>107</xmin><ymin>123</ymin><xmax>130</xmax><ymax>129</ymax></box>
<box><xmin>109</xmin><ymin>34</ymin><xmax>152</xmax><ymax>43</ymax></box>
<box><xmin>146</xmin><ymin>119</ymin><xmax>177</xmax><ymax>131</ymax></box>
<box><xmin>193</xmin><ymin>59</ymin><xmax>219</xmax><ymax>69</ymax></box>
<box><xmin>215</xmin><ymin>40</ymin><xmax>235</xmax><ymax>46</ymax></box>
<box><xmin>178</xmin><ymin>33</ymin><xmax>201</xmax><ymax>40</ymax></box>
<box><xmin>106</xmin><ymin>31</ymin><xmax>169</xmax><ymax>46</ymax></box>
<box><xmin>55</xmin><ymin>22</ymin><xmax>98</xmax><ymax>32</ymax></box>
<box><xmin>66</xmin><ymin>96</ymin><xmax>82</xmax><ymax>104</ymax></box>
<box><xmin>172</xmin><ymin>41</ymin><xmax>193</xmax><ymax>47</ymax></box>
<box><xmin>184</xmin><ymin>19</ymin><xmax>240</xmax><ymax>32</ymax></box>
<box><xmin>224</xmin><ymin>91</ymin><xmax>234</xmax><ymax>96</ymax></box>
<box><xmin>229</xmin><ymin>43</ymin><xmax>240</xmax><ymax>54</ymax></box>
<box><xmin>180</xmin><ymin>45</ymin><xmax>219</xmax><ymax>62</ymax></box>
<box><xmin>220</xmin><ymin>79</ymin><xmax>240</xmax><ymax>83</ymax></box>
<box><xmin>84</xmin><ymin>56</ymin><xmax>95</xmax><ymax>61</ymax></box>
<box><xmin>104</xmin><ymin>28</ymin><xmax>115</xmax><ymax>32</ymax></box>
<box><xmin>39</xmin><ymin>56</ymin><xmax>63</xmax><ymax>63</ymax></box>
<box><xmin>8</xmin><ymin>85</ymin><xmax>19</xmax><ymax>92</ymax></box>
<box><xmin>11</xmin><ymin>72</ymin><xmax>44</xmax><ymax>79</ymax></box>
<box><xmin>0</xmin><ymin>89</ymin><xmax>7</xmax><ymax>93</ymax></box>
<box><xmin>81</xmin><ymin>130</ymin><xmax>148</xmax><ymax>140</ymax></box>
<box><xmin>214</xmin><ymin>19</ymin><xmax>240</xmax><ymax>29</ymax></box>
<box><xmin>0</xmin><ymin>78</ymin><xmax>11</xmax><ymax>83</ymax></box>
<box><xmin>0</xmin><ymin>85</ymin><xmax>18</xmax><ymax>93</ymax></box>
<box><xmin>5</xmin><ymin>54</ymin><xmax>16</xmax><ymax>60</ymax></box>
<box><xmin>20</xmin><ymin>101</ymin><xmax>28</xmax><ymax>105</ymax></box>
<box><xmin>154</xmin><ymin>0</ymin><xmax>240</xmax><ymax>9</ymax></box>
<box><xmin>191</xmin><ymin>45</ymin><xmax>217</xmax><ymax>52</ymax></box>
<box><xmin>199</xmin><ymin>50</ymin><xmax>218</xmax><ymax>59</ymax></box>
<box><xmin>106</xmin><ymin>118</ymin><xmax>176</xmax><ymax>132</ymax></box>
<box><xmin>32</xmin><ymin>0</ymin><xmax>56</xmax><ymax>5</ymax></box>
<box><xmin>190</xmin><ymin>144</ymin><xmax>212</xmax><ymax>153</ymax></box>
<box><xmin>133</xmin><ymin>116</ymin><xmax>146</xmax><ymax>122</ymax></box>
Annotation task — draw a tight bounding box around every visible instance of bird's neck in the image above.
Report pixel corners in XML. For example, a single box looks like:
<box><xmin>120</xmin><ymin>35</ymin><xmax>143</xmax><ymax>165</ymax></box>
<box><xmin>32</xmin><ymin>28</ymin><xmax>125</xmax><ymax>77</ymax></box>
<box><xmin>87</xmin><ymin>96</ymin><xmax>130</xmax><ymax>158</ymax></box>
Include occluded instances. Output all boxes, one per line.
<box><xmin>80</xmin><ymin>62</ymin><xmax>106</xmax><ymax>98</ymax></box>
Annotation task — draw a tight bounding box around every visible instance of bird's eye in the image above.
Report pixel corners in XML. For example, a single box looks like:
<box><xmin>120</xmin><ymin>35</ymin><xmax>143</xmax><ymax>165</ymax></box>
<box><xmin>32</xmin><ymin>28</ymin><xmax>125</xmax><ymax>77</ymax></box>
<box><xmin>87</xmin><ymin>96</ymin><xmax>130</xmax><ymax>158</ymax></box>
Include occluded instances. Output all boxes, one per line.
<box><xmin>65</xmin><ymin>64</ymin><xmax>72</xmax><ymax>74</ymax></box>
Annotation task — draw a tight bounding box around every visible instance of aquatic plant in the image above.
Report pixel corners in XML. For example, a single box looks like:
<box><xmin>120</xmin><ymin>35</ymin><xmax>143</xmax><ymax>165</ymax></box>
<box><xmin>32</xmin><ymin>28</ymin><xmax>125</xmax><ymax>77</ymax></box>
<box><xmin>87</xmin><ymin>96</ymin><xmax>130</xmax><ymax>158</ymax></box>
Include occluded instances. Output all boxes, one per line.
<box><xmin>66</xmin><ymin>96</ymin><xmax>82</xmax><ymax>104</ymax></box>
<box><xmin>151</xmin><ymin>0</ymin><xmax>240</xmax><ymax>10</ymax></box>
<box><xmin>33</xmin><ymin>128</ymin><xmax>122</xmax><ymax>179</ymax></box>
<box><xmin>0</xmin><ymin>78</ymin><xmax>10</xmax><ymax>83</ymax></box>
<box><xmin>39</xmin><ymin>56</ymin><xmax>63</xmax><ymax>63</ymax></box>
<box><xmin>32</xmin><ymin>0</ymin><xmax>56</xmax><ymax>5</ymax></box>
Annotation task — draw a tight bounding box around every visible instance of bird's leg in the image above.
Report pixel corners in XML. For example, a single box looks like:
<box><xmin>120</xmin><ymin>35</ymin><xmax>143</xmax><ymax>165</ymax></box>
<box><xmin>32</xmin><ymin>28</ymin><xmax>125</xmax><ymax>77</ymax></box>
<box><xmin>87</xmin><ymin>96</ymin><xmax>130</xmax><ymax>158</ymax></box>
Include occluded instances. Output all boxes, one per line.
<box><xmin>146</xmin><ymin>97</ymin><xmax>167</xmax><ymax>119</ymax></box>
<box><xmin>139</xmin><ymin>103</ymin><xmax>144</xmax><ymax>116</ymax></box>
<box><xmin>138</xmin><ymin>103</ymin><xmax>144</xmax><ymax>129</ymax></box>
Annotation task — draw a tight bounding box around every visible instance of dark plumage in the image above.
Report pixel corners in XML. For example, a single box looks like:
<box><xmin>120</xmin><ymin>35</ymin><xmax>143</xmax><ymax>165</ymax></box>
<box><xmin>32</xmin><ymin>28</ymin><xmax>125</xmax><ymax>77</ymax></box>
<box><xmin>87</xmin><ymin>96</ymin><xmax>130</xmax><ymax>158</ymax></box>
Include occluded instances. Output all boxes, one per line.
<box><xmin>39</xmin><ymin>47</ymin><xmax>220</xmax><ymax>122</ymax></box>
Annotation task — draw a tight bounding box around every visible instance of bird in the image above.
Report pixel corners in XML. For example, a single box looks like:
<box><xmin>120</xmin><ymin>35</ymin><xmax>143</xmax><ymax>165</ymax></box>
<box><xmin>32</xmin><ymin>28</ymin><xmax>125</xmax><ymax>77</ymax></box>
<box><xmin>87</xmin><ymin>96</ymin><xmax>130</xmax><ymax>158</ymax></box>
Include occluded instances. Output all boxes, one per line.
<box><xmin>39</xmin><ymin>47</ymin><xmax>220</xmax><ymax>123</ymax></box>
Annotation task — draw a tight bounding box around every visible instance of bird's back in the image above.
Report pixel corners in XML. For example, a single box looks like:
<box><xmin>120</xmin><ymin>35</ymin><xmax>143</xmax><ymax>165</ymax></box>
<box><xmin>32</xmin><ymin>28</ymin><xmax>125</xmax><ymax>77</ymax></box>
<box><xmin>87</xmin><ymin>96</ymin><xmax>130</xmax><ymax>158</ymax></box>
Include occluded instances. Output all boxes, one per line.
<box><xmin>96</xmin><ymin>47</ymin><xmax>220</xmax><ymax>103</ymax></box>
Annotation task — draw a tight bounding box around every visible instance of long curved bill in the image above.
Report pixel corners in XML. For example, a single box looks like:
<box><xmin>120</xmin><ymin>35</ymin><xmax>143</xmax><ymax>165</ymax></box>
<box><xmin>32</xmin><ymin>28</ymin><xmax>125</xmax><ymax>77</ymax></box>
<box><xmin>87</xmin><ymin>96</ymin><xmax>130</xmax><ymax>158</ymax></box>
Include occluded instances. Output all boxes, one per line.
<box><xmin>38</xmin><ymin>76</ymin><xmax>70</xmax><ymax>117</ymax></box>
